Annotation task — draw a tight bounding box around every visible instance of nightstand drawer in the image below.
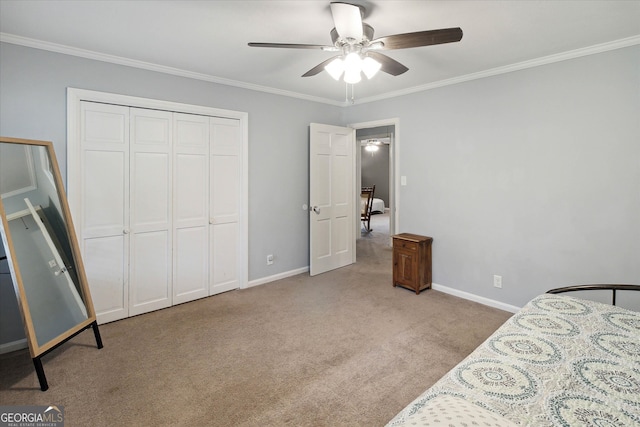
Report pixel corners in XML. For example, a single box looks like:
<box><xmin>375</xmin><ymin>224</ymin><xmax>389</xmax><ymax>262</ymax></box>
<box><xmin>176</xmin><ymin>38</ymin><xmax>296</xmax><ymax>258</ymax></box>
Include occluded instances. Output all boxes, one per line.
<box><xmin>393</xmin><ymin>240</ymin><xmax>418</xmax><ymax>251</ymax></box>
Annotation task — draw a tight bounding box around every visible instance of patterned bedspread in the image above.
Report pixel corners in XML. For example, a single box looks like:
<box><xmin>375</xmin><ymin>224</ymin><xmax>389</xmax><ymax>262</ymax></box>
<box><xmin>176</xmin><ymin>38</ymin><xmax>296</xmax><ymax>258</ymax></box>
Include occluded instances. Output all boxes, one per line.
<box><xmin>386</xmin><ymin>294</ymin><xmax>640</xmax><ymax>426</ymax></box>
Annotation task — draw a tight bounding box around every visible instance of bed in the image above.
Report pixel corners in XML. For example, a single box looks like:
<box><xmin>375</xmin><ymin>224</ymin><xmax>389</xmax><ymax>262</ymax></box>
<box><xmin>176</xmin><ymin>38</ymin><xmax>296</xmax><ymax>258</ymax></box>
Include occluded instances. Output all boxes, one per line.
<box><xmin>371</xmin><ymin>198</ymin><xmax>385</xmax><ymax>214</ymax></box>
<box><xmin>387</xmin><ymin>285</ymin><xmax>640</xmax><ymax>426</ymax></box>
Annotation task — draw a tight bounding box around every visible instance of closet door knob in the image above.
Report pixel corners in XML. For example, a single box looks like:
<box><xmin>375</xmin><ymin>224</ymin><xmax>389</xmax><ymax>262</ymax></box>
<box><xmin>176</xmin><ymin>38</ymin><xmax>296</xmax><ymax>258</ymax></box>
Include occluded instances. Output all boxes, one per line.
<box><xmin>123</xmin><ymin>229</ymin><xmax>130</xmax><ymax>234</ymax></box>
<box><xmin>54</xmin><ymin>266</ymin><xmax>68</xmax><ymax>276</ymax></box>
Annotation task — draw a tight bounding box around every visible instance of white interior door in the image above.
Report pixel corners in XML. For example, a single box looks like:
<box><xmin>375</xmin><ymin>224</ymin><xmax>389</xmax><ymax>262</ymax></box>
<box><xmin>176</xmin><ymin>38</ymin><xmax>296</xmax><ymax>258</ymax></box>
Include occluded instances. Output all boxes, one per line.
<box><xmin>173</xmin><ymin>113</ymin><xmax>210</xmax><ymax>304</ymax></box>
<box><xmin>129</xmin><ymin>108</ymin><xmax>172</xmax><ymax>316</ymax></box>
<box><xmin>79</xmin><ymin>101</ymin><xmax>130</xmax><ymax>323</ymax></box>
<box><xmin>309</xmin><ymin>123</ymin><xmax>355</xmax><ymax>276</ymax></box>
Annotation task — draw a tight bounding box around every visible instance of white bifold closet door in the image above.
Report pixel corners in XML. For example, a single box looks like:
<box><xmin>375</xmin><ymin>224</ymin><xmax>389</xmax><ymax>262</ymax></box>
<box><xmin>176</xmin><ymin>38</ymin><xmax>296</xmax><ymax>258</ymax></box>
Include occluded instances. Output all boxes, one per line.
<box><xmin>210</xmin><ymin>117</ymin><xmax>241</xmax><ymax>295</ymax></box>
<box><xmin>80</xmin><ymin>102</ymin><xmax>130</xmax><ymax>324</ymax></box>
<box><xmin>173</xmin><ymin>113</ymin><xmax>209</xmax><ymax>305</ymax></box>
<box><xmin>128</xmin><ymin>108</ymin><xmax>173</xmax><ymax>316</ymax></box>
<box><xmin>78</xmin><ymin>101</ymin><xmax>240</xmax><ymax>323</ymax></box>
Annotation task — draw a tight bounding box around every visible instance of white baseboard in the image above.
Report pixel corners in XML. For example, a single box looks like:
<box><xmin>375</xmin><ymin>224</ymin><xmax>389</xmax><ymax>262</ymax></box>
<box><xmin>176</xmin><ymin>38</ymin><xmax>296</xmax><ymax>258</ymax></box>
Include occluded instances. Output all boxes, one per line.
<box><xmin>432</xmin><ymin>283</ymin><xmax>521</xmax><ymax>313</ymax></box>
<box><xmin>247</xmin><ymin>271</ymin><xmax>521</xmax><ymax>313</ymax></box>
<box><xmin>0</xmin><ymin>338</ymin><xmax>27</xmax><ymax>354</ymax></box>
<box><xmin>247</xmin><ymin>266</ymin><xmax>309</xmax><ymax>288</ymax></box>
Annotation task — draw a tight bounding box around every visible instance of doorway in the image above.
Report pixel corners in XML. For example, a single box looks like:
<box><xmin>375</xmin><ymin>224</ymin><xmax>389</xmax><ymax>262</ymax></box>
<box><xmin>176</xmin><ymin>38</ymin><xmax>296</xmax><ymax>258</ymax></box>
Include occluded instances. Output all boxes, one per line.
<box><xmin>350</xmin><ymin>118</ymin><xmax>399</xmax><ymax>245</ymax></box>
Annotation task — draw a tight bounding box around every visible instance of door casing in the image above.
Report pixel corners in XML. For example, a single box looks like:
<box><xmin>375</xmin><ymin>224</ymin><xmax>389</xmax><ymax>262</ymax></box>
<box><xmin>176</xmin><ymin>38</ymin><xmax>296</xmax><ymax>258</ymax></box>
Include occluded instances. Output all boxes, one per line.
<box><xmin>350</xmin><ymin>118</ymin><xmax>399</xmax><ymax>241</ymax></box>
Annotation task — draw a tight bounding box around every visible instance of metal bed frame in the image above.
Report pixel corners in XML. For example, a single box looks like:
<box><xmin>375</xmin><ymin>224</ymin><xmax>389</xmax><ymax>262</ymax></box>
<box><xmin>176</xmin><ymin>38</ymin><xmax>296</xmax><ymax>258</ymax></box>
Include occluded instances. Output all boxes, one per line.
<box><xmin>547</xmin><ymin>284</ymin><xmax>640</xmax><ymax>306</ymax></box>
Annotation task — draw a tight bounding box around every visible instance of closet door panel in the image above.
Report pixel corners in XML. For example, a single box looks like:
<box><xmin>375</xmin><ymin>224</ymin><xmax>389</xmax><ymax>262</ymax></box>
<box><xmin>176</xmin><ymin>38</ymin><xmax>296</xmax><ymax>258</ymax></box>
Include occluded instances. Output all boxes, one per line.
<box><xmin>131</xmin><ymin>152</ymin><xmax>171</xmax><ymax>230</ymax></box>
<box><xmin>211</xmin><ymin>117</ymin><xmax>241</xmax><ymax>156</ymax></box>
<box><xmin>83</xmin><ymin>236</ymin><xmax>127</xmax><ymax>324</ymax></box>
<box><xmin>129</xmin><ymin>230</ymin><xmax>170</xmax><ymax>315</ymax></box>
<box><xmin>211</xmin><ymin>156</ymin><xmax>239</xmax><ymax>223</ymax></box>
<box><xmin>79</xmin><ymin>101</ymin><xmax>130</xmax><ymax>323</ymax></box>
<box><xmin>210</xmin><ymin>118</ymin><xmax>241</xmax><ymax>295</ymax></box>
<box><xmin>210</xmin><ymin>223</ymin><xmax>238</xmax><ymax>294</ymax></box>
<box><xmin>175</xmin><ymin>154</ymin><xmax>207</xmax><ymax>227</ymax></box>
<box><xmin>83</xmin><ymin>150</ymin><xmax>126</xmax><ymax>238</ymax></box>
<box><xmin>82</xmin><ymin>105</ymin><xmax>128</xmax><ymax>145</ymax></box>
<box><xmin>174</xmin><ymin>226</ymin><xmax>208</xmax><ymax>302</ymax></box>
<box><xmin>173</xmin><ymin>113</ymin><xmax>209</xmax><ymax>303</ymax></box>
<box><xmin>210</xmin><ymin>118</ymin><xmax>240</xmax><ymax>222</ymax></box>
<box><xmin>129</xmin><ymin>108</ymin><xmax>172</xmax><ymax>315</ymax></box>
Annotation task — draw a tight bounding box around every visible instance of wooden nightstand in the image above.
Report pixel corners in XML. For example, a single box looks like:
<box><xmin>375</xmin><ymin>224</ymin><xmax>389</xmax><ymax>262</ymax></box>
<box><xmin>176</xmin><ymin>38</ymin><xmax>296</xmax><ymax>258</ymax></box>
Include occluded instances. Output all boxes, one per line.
<box><xmin>392</xmin><ymin>233</ymin><xmax>433</xmax><ymax>294</ymax></box>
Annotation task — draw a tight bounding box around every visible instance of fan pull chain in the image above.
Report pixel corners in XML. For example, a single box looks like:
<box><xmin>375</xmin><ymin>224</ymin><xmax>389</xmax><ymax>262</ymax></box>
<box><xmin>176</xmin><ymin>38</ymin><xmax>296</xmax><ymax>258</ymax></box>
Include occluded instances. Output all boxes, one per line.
<box><xmin>345</xmin><ymin>83</ymin><xmax>356</xmax><ymax>104</ymax></box>
<box><xmin>344</xmin><ymin>82</ymin><xmax>356</xmax><ymax>105</ymax></box>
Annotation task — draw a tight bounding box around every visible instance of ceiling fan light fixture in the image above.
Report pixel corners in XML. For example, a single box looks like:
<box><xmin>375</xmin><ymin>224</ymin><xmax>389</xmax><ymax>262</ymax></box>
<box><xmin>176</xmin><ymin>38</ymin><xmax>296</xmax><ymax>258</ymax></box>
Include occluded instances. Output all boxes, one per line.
<box><xmin>343</xmin><ymin>52</ymin><xmax>362</xmax><ymax>84</ymax></box>
<box><xmin>250</xmin><ymin>2</ymin><xmax>464</xmax><ymax>90</ymax></box>
<box><xmin>364</xmin><ymin>140</ymin><xmax>380</xmax><ymax>152</ymax></box>
<box><xmin>362</xmin><ymin>56</ymin><xmax>381</xmax><ymax>79</ymax></box>
<box><xmin>343</xmin><ymin>67</ymin><xmax>362</xmax><ymax>84</ymax></box>
<box><xmin>325</xmin><ymin>57</ymin><xmax>345</xmax><ymax>80</ymax></box>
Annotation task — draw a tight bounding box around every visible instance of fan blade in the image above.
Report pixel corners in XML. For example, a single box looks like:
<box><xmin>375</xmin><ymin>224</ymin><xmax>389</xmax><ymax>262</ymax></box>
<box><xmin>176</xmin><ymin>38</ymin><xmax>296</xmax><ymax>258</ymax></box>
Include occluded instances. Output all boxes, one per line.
<box><xmin>371</xmin><ymin>27</ymin><xmax>463</xmax><ymax>50</ymax></box>
<box><xmin>302</xmin><ymin>56</ymin><xmax>341</xmax><ymax>77</ymax></box>
<box><xmin>366</xmin><ymin>52</ymin><xmax>408</xmax><ymax>76</ymax></box>
<box><xmin>330</xmin><ymin>2</ymin><xmax>363</xmax><ymax>41</ymax></box>
<box><xmin>248</xmin><ymin>42</ymin><xmax>335</xmax><ymax>50</ymax></box>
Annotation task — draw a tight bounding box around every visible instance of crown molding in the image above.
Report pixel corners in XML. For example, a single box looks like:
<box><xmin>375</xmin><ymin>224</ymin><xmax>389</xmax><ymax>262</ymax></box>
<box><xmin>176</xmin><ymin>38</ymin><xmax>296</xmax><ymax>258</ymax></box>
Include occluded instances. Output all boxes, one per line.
<box><xmin>2</xmin><ymin>32</ymin><xmax>638</xmax><ymax>107</ymax></box>
<box><xmin>355</xmin><ymin>35</ymin><xmax>640</xmax><ymax>105</ymax></box>
<box><xmin>0</xmin><ymin>33</ymin><xmax>345</xmax><ymax>107</ymax></box>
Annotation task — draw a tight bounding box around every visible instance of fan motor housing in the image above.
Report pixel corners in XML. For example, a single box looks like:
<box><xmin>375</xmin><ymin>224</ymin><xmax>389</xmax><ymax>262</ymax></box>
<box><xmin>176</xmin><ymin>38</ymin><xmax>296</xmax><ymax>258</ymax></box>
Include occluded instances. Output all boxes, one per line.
<box><xmin>330</xmin><ymin>23</ymin><xmax>375</xmax><ymax>46</ymax></box>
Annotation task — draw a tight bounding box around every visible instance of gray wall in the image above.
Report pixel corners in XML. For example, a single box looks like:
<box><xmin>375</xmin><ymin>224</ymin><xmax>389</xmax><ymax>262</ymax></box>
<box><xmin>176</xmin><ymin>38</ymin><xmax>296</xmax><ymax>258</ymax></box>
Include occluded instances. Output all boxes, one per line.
<box><xmin>0</xmin><ymin>42</ymin><xmax>342</xmax><ymax>284</ymax></box>
<box><xmin>345</xmin><ymin>45</ymin><xmax>640</xmax><ymax>308</ymax></box>
<box><xmin>0</xmin><ymin>42</ymin><xmax>342</xmax><ymax>345</ymax></box>
<box><xmin>1</xmin><ymin>41</ymin><xmax>638</xmax><ymax>346</ymax></box>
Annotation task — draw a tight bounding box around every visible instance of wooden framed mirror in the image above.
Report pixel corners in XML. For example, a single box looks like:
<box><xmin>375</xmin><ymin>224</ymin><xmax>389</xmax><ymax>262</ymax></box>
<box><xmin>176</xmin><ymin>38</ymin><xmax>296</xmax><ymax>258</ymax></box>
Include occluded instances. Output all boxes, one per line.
<box><xmin>0</xmin><ymin>136</ymin><xmax>102</xmax><ymax>391</ymax></box>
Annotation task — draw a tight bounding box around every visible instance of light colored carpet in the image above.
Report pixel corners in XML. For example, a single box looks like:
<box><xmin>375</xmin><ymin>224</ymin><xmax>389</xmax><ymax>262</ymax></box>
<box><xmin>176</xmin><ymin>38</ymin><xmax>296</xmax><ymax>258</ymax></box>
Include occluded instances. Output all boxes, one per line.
<box><xmin>0</xmin><ymin>217</ymin><xmax>512</xmax><ymax>426</ymax></box>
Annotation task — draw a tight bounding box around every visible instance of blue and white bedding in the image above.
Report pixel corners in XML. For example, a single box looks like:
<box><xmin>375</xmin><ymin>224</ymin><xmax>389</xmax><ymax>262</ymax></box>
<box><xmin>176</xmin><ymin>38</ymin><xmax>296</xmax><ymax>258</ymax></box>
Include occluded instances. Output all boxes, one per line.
<box><xmin>386</xmin><ymin>294</ymin><xmax>640</xmax><ymax>426</ymax></box>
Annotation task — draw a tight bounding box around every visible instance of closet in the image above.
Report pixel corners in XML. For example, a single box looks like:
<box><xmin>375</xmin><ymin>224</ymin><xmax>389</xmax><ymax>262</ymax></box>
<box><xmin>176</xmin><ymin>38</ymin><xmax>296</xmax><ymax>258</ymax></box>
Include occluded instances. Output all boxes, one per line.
<box><xmin>70</xmin><ymin>98</ymin><xmax>244</xmax><ymax>324</ymax></box>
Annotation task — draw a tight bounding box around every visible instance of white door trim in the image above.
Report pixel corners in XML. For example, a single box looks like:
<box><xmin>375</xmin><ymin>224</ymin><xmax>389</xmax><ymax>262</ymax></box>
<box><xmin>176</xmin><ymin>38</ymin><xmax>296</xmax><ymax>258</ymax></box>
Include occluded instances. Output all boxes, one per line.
<box><xmin>349</xmin><ymin>118</ymin><xmax>400</xmax><ymax>238</ymax></box>
<box><xmin>66</xmin><ymin>87</ymin><xmax>248</xmax><ymax>290</ymax></box>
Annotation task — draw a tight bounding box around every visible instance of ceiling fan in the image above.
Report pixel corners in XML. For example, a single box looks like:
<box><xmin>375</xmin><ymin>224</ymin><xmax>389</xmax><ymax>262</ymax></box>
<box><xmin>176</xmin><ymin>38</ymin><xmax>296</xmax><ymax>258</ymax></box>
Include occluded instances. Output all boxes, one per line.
<box><xmin>248</xmin><ymin>2</ymin><xmax>463</xmax><ymax>84</ymax></box>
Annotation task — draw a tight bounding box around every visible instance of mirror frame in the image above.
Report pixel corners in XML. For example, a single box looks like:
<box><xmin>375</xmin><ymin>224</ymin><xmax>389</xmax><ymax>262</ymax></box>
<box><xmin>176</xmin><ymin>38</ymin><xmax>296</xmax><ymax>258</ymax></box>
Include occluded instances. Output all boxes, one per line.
<box><xmin>0</xmin><ymin>136</ymin><xmax>102</xmax><ymax>391</ymax></box>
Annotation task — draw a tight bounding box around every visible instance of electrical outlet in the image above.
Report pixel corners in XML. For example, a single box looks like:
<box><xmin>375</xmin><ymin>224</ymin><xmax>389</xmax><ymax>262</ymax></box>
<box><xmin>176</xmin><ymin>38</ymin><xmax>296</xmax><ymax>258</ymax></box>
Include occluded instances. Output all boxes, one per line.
<box><xmin>266</xmin><ymin>254</ymin><xmax>274</xmax><ymax>265</ymax></box>
<box><xmin>493</xmin><ymin>275</ymin><xmax>502</xmax><ymax>288</ymax></box>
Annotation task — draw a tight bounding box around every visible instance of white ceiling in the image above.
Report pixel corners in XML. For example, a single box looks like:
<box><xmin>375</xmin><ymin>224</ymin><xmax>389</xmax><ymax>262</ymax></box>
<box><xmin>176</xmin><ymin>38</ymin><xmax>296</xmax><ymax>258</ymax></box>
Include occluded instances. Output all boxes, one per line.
<box><xmin>1</xmin><ymin>1</ymin><xmax>639</xmax><ymax>105</ymax></box>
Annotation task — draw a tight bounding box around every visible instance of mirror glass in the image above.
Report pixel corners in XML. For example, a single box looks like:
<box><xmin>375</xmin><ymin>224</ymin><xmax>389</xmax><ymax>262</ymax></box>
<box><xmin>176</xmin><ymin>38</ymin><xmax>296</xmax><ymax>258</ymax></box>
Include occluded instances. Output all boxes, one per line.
<box><xmin>0</xmin><ymin>141</ymin><xmax>89</xmax><ymax>349</ymax></box>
